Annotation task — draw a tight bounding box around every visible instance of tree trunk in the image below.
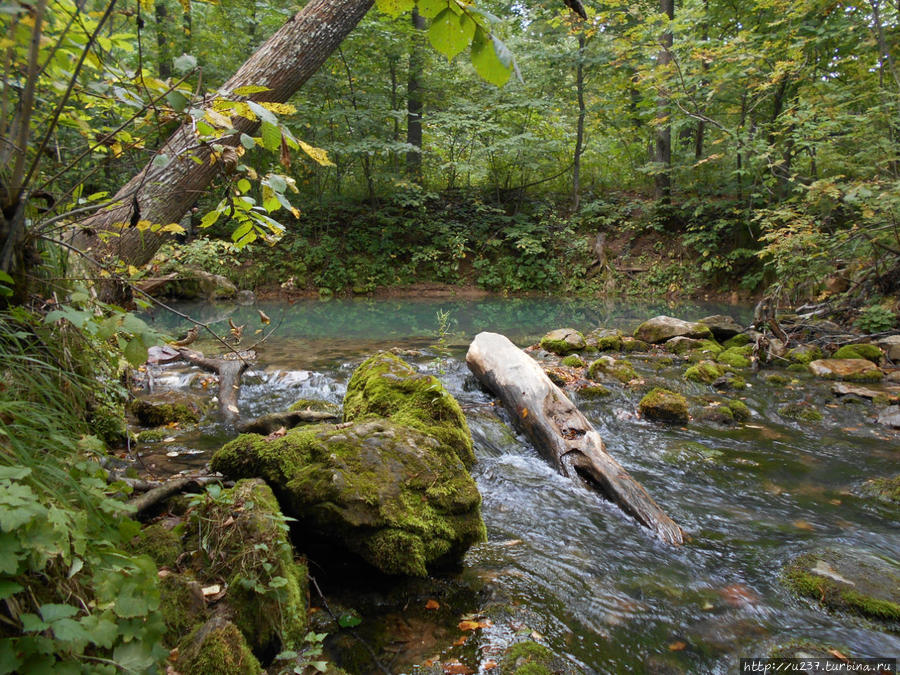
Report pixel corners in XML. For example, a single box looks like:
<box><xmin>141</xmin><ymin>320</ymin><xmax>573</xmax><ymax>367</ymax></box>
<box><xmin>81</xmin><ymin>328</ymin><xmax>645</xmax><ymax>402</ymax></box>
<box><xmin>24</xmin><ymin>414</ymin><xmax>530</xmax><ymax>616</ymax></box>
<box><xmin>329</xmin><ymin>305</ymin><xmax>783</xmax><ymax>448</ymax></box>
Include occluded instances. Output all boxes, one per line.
<box><xmin>466</xmin><ymin>332</ymin><xmax>684</xmax><ymax>545</ymax></box>
<box><xmin>177</xmin><ymin>347</ymin><xmax>253</xmax><ymax>424</ymax></box>
<box><xmin>72</xmin><ymin>0</ymin><xmax>373</xmax><ymax>272</ymax></box>
<box><xmin>406</xmin><ymin>8</ymin><xmax>426</xmax><ymax>179</ymax></box>
<box><xmin>653</xmin><ymin>0</ymin><xmax>674</xmax><ymax>202</ymax></box>
<box><xmin>155</xmin><ymin>0</ymin><xmax>172</xmax><ymax>79</ymax></box>
<box><xmin>572</xmin><ymin>32</ymin><xmax>586</xmax><ymax>211</ymax></box>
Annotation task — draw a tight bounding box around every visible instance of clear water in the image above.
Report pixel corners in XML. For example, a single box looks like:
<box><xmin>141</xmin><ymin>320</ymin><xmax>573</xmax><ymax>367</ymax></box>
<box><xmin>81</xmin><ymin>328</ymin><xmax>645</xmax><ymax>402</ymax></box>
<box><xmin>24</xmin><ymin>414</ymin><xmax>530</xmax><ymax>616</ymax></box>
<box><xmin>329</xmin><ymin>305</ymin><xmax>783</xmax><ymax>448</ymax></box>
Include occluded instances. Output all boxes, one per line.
<box><xmin>139</xmin><ymin>297</ymin><xmax>899</xmax><ymax>674</ymax></box>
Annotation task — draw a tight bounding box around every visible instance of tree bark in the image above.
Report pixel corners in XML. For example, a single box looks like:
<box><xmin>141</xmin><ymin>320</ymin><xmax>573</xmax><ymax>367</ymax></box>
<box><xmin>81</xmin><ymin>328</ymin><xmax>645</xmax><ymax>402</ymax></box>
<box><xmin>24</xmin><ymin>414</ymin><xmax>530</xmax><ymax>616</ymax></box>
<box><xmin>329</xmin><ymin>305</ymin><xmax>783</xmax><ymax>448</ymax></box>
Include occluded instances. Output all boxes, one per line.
<box><xmin>466</xmin><ymin>332</ymin><xmax>684</xmax><ymax>545</ymax></box>
<box><xmin>155</xmin><ymin>0</ymin><xmax>172</xmax><ymax>79</ymax></box>
<box><xmin>406</xmin><ymin>8</ymin><xmax>426</xmax><ymax>179</ymax></box>
<box><xmin>653</xmin><ymin>0</ymin><xmax>674</xmax><ymax>202</ymax></box>
<box><xmin>73</xmin><ymin>0</ymin><xmax>373</xmax><ymax>271</ymax></box>
<box><xmin>572</xmin><ymin>32</ymin><xmax>586</xmax><ymax>211</ymax></box>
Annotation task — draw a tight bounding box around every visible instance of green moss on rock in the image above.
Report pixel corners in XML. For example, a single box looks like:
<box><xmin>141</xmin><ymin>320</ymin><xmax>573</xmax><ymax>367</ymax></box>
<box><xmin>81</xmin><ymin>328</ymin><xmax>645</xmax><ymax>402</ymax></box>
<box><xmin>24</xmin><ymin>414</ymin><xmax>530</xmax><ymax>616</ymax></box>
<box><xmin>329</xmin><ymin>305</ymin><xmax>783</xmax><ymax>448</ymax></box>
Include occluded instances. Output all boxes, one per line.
<box><xmin>723</xmin><ymin>334</ymin><xmax>752</xmax><ymax>349</ymax></box>
<box><xmin>622</xmin><ymin>337</ymin><xmax>650</xmax><ymax>352</ymax></box>
<box><xmin>288</xmin><ymin>398</ymin><xmax>342</xmax><ymax>415</ymax></box>
<box><xmin>177</xmin><ymin>617</ymin><xmax>262</xmax><ymax>675</ymax></box>
<box><xmin>342</xmin><ymin>352</ymin><xmax>475</xmax><ymax>467</ymax></box>
<box><xmin>159</xmin><ymin>573</ymin><xmax>208</xmax><ymax>645</ymax></box>
<box><xmin>131</xmin><ymin>399</ymin><xmax>200</xmax><ymax>427</ymax></box>
<box><xmin>695</xmin><ymin>405</ymin><xmax>734</xmax><ymax>425</ymax></box>
<box><xmin>859</xmin><ymin>475</ymin><xmax>900</xmax><ymax>504</ymax></box>
<box><xmin>539</xmin><ymin>328</ymin><xmax>586</xmax><ymax>355</ymax></box>
<box><xmin>502</xmin><ymin>641</ymin><xmax>556</xmax><ymax>675</ymax></box>
<box><xmin>782</xmin><ymin>549</ymin><xmax>900</xmax><ymax>624</ymax></box>
<box><xmin>211</xmin><ymin>421</ymin><xmax>485</xmax><ymax>577</ymax></box>
<box><xmin>786</xmin><ymin>345</ymin><xmax>824</xmax><ymax>365</ymax></box>
<box><xmin>560</xmin><ymin>354</ymin><xmax>586</xmax><ymax>368</ymax></box>
<box><xmin>587</xmin><ymin>356</ymin><xmax>637</xmax><ymax>383</ymax></box>
<box><xmin>778</xmin><ymin>402</ymin><xmax>824</xmax><ymax>423</ymax></box>
<box><xmin>136</xmin><ymin>427</ymin><xmax>171</xmax><ymax>443</ymax></box>
<box><xmin>717</xmin><ymin>348</ymin><xmax>751</xmax><ymax>368</ymax></box>
<box><xmin>724</xmin><ymin>399</ymin><xmax>751</xmax><ymax>422</ymax></box>
<box><xmin>764</xmin><ymin>373</ymin><xmax>791</xmax><ymax>385</ymax></box>
<box><xmin>684</xmin><ymin>360</ymin><xmax>725</xmax><ymax>384</ymax></box>
<box><xmin>129</xmin><ymin>522</ymin><xmax>183</xmax><ymax>569</ymax></box>
<box><xmin>638</xmin><ymin>388</ymin><xmax>689</xmax><ymax>424</ymax></box>
<box><xmin>833</xmin><ymin>343</ymin><xmax>883</xmax><ymax>363</ymax></box>
<box><xmin>577</xmin><ymin>383</ymin><xmax>612</xmax><ymax>398</ymax></box>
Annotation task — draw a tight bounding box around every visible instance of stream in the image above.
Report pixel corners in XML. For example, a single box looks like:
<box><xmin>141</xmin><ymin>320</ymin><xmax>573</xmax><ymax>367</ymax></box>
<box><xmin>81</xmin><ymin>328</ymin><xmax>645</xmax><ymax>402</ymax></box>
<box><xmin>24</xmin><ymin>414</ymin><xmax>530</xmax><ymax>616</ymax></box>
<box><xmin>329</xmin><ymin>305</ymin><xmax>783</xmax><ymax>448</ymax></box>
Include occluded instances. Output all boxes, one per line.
<box><xmin>139</xmin><ymin>296</ymin><xmax>899</xmax><ymax>674</ymax></box>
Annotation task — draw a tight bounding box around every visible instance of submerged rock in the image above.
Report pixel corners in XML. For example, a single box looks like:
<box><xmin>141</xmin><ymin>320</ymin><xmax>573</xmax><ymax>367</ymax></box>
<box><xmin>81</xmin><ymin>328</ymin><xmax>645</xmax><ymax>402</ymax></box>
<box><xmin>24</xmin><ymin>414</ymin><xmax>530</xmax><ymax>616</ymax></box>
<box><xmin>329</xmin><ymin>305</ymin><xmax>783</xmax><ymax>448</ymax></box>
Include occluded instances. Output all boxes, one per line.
<box><xmin>717</xmin><ymin>345</ymin><xmax>752</xmax><ymax>369</ymax></box>
<box><xmin>211</xmin><ymin>421</ymin><xmax>485</xmax><ymax>577</ymax></box>
<box><xmin>874</xmin><ymin>335</ymin><xmax>900</xmax><ymax>361</ymax></box>
<box><xmin>858</xmin><ymin>475</ymin><xmax>900</xmax><ymax>505</ymax></box>
<box><xmin>876</xmin><ymin>405</ymin><xmax>900</xmax><ymax>429</ymax></box>
<box><xmin>539</xmin><ymin>328</ymin><xmax>586</xmax><ymax>355</ymax></box>
<box><xmin>634</xmin><ymin>316</ymin><xmax>713</xmax><ymax>344</ymax></box>
<box><xmin>778</xmin><ymin>402</ymin><xmax>824</xmax><ymax>423</ymax></box>
<box><xmin>786</xmin><ymin>344</ymin><xmax>824</xmax><ymax>365</ymax></box>
<box><xmin>343</xmin><ymin>352</ymin><xmax>475</xmax><ymax>467</ymax></box>
<box><xmin>131</xmin><ymin>396</ymin><xmax>201</xmax><ymax>427</ymax></box>
<box><xmin>585</xmin><ymin>328</ymin><xmax>623</xmax><ymax>352</ymax></box>
<box><xmin>587</xmin><ymin>356</ymin><xmax>638</xmax><ymax>383</ymax></box>
<box><xmin>683</xmin><ymin>360</ymin><xmax>725</xmax><ymax>384</ymax></box>
<box><xmin>808</xmin><ymin>359</ymin><xmax>883</xmax><ymax>383</ymax></box>
<box><xmin>638</xmin><ymin>388</ymin><xmax>689</xmax><ymax>424</ymax></box>
<box><xmin>782</xmin><ymin>548</ymin><xmax>900</xmax><ymax>624</ymax></box>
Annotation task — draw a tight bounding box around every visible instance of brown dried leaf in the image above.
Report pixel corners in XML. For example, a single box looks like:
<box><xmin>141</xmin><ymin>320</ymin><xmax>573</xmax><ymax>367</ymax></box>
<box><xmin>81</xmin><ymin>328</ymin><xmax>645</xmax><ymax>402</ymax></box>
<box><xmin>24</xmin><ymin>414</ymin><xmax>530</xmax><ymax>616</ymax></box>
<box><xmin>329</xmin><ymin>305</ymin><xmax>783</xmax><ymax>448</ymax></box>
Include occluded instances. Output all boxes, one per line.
<box><xmin>425</xmin><ymin>599</ymin><xmax>440</xmax><ymax>610</ymax></box>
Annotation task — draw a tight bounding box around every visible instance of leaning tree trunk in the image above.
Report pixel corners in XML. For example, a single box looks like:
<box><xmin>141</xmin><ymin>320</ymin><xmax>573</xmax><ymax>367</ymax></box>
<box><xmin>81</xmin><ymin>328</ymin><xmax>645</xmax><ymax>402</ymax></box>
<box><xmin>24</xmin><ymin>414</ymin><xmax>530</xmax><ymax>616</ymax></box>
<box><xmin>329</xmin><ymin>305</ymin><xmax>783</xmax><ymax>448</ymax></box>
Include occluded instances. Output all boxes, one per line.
<box><xmin>467</xmin><ymin>332</ymin><xmax>684</xmax><ymax>545</ymax></box>
<box><xmin>72</xmin><ymin>0</ymin><xmax>373</xmax><ymax>272</ymax></box>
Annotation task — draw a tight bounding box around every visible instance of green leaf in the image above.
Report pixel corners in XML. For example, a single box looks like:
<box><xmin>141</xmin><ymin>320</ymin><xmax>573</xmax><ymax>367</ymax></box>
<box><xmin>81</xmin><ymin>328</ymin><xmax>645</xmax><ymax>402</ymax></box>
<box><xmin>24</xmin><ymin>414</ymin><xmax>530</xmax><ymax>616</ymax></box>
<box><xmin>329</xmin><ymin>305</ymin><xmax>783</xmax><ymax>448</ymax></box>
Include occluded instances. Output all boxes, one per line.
<box><xmin>39</xmin><ymin>604</ymin><xmax>79</xmax><ymax>623</ymax></box>
<box><xmin>200</xmin><ymin>209</ymin><xmax>221</xmax><ymax>229</ymax></box>
<box><xmin>417</xmin><ymin>0</ymin><xmax>447</xmax><ymax>18</ymax></box>
<box><xmin>152</xmin><ymin>154</ymin><xmax>171</xmax><ymax>168</ymax></box>
<box><xmin>21</xmin><ymin>613</ymin><xmax>49</xmax><ymax>632</ymax></box>
<box><xmin>80</xmin><ymin>614</ymin><xmax>119</xmax><ymax>649</ymax></box>
<box><xmin>267</xmin><ymin>174</ymin><xmax>287</xmax><ymax>193</ymax></box>
<box><xmin>166</xmin><ymin>91</ymin><xmax>190</xmax><ymax>113</ymax></box>
<box><xmin>113</xmin><ymin>640</ymin><xmax>157</xmax><ymax>672</ymax></box>
<box><xmin>240</xmin><ymin>133</ymin><xmax>256</xmax><ymax>149</ymax></box>
<box><xmin>471</xmin><ymin>30</ymin><xmax>513</xmax><ymax>87</ymax></box>
<box><xmin>0</xmin><ymin>637</ymin><xmax>22</xmax><ymax>674</ymax></box>
<box><xmin>237</xmin><ymin>178</ymin><xmax>252</xmax><ymax>193</ymax></box>
<box><xmin>375</xmin><ymin>0</ymin><xmax>414</xmax><ymax>16</ymax></box>
<box><xmin>0</xmin><ymin>271</ymin><xmax>13</xmax><ymax>284</ymax></box>
<box><xmin>260</xmin><ymin>121</ymin><xmax>282</xmax><ymax>152</ymax></box>
<box><xmin>0</xmin><ymin>580</ymin><xmax>22</xmax><ymax>600</ymax></box>
<box><xmin>337</xmin><ymin>613</ymin><xmax>362</xmax><ymax>628</ymax></box>
<box><xmin>123</xmin><ymin>337</ymin><xmax>148</xmax><ymax>367</ymax></box>
<box><xmin>429</xmin><ymin>8</ymin><xmax>476</xmax><ymax>60</ymax></box>
<box><xmin>0</xmin><ymin>466</ymin><xmax>31</xmax><ymax>481</ymax></box>
<box><xmin>173</xmin><ymin>53</ymin><xmax>197</xmax><ymax>74</ymax></box>
<box><xmin>231</xmin><ymin>221</ymin><xmax>253</xmax><ymax>243</ymax></box>
<box><xmin>51</xmin><ymin>618</ymin><xmax>92</xmax><ymax>646</ymax></box>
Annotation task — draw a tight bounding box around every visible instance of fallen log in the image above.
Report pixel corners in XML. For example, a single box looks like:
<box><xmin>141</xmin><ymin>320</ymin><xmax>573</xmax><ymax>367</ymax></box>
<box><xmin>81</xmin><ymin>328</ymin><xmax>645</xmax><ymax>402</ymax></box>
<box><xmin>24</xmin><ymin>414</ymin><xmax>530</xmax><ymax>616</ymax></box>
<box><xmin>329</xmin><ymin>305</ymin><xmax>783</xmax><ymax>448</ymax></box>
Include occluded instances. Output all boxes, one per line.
<box><xmin>128</xmin><ymin>475</ymin><xmax>220</xmax><ymax>519</ymax></box>
<box><xmin>177</xmin><ymin>348</ymin><xmax>255</xmax><ymax>424</ymax></box>
<box><xmin>237</xmin><ymin>409</ymin><xmax>341</xmax><ymax>435</ymax></box>
<box><xmin>466</xmin><ymin>332</ymin><xmax>684</xmax><ymax>545</ymax></box>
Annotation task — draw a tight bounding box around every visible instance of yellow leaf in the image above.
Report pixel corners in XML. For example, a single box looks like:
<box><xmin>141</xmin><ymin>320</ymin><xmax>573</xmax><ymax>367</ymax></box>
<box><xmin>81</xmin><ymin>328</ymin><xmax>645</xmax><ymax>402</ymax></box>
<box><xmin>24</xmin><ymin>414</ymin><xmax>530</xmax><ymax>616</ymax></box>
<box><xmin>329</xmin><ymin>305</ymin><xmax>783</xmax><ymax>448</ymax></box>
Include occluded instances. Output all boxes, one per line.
<box><xmin>136</xmin><ymin>220</ymin><xmax>153</xmax><ymax>231</ymax></box>
<box><xmin>298</xmin><ymin>140</ymin><xmax>334</xmax><ymax>166</ymax></box>
<box><xmin>458</xmin><ymin>620</ymin><xmax>480</xmax><ymax>631</ymax></box>
<box><xmin>260</xmin><ymin>102</ymin><xmax>297</xmax><ymax>115</ymax></box>
<box><xmin>162</xmin><ymin>222</ymin><xmax>186</xmax><ymax>234</ymax></box>
<box><xmin>204</xmin><ymin>108</ymin><xmax>233</xmax><ymax>129</ymax></box>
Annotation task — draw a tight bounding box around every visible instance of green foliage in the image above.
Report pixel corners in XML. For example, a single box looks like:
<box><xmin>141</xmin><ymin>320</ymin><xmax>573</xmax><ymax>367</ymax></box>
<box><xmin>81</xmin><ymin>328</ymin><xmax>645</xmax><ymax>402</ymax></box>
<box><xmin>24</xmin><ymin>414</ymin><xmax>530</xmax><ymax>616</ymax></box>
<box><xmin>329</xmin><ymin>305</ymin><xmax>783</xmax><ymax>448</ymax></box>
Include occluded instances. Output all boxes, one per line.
<box><xmin>0</xmin><ymin>312</ymin><xmax>166</xmax><ymax>673</ymax></box>
<box><xmin>855</xmin><ymin>305</ymin><xmax>897</xmax><ymax>334</ymax></box>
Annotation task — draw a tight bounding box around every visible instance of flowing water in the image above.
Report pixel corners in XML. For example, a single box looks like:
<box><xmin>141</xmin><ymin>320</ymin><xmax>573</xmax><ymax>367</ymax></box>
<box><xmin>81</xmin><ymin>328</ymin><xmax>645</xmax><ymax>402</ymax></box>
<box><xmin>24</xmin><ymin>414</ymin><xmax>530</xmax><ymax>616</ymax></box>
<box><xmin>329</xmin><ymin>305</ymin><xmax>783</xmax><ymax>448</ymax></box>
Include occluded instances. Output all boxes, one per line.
<box><xmin>139</xmin><ymin>297</ymin><xmax>899</xmax><ymax>674</ymax></box>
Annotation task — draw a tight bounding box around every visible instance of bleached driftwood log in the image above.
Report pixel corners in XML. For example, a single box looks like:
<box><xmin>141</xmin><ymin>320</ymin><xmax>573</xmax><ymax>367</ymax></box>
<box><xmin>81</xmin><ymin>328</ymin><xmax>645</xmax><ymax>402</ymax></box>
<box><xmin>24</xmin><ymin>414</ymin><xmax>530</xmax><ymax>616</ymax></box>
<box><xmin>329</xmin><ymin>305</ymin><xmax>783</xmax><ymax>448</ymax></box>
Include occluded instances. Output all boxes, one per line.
<box><xmin>177</xmin><ymin>348</ymin><xmax>255</xmax><ymax>424</ymax></box>
<box><xmin>466</xmin><ymin>332</ymin><xmax>683</xmax><ymax>545</ymax></box>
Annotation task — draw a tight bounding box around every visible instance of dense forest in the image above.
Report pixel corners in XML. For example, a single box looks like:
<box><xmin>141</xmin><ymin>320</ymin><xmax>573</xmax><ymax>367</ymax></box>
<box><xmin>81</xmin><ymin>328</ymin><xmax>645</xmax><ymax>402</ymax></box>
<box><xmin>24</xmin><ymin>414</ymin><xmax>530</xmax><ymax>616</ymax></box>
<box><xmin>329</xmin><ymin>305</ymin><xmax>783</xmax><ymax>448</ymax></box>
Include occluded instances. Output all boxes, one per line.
<box><xmin>0</xmin><ymin>0</ymin><xmax>899</xmax><ymax>670</ymax></box>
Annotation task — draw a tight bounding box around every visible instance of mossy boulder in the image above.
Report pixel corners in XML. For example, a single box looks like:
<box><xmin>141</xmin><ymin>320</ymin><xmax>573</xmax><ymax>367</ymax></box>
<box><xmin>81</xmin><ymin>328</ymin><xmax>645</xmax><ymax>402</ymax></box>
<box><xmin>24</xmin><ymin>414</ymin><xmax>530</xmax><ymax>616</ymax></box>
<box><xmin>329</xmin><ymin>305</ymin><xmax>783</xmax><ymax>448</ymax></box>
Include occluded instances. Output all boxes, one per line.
<box><xmin>129</xmin><ymin>522</ymin><xmax>183</xmax><ymax>569</ymax></box>
<box><xmin>343</xmin><ymin>351</ymin><xmax>475</xmax><ymax>467</ymax></box>
<box><xmin>539</xmin><ymin>328</ymin><xmax>586</xmax><ymax>355</ymax></box>
<box><xmin>501</xmin><ymin>641</ymin><xmax>556</xmax><ymax>675</ymax></box>
<box><xmin>176</xmin><ymin>616</ymin><xmax>262</xmax><ymax>675</ymax></box>
<box><xmin>809</xmin><ymin>359</ymin><xmax>883</xmax><ymax>383</ymax></box>
<box><xmin>724</xmin><ymin>399</ymin><xmax>750</xmax><ymax>422</ymax></box>
<box><xmin>587</xmin><ymin>356</ymin><xmax>638</xmax><ymax>383</ymax></box>
<box><xmin>638</xmin><ymin>388</ymin><xmax>689</xmax><ymax>424</ymax></box>
<box><xmin>191</xmin><ymin>480</ymin><xmax>307</xmax><ymax>658</ymax></box>
<box><xmin>717</xmin><ymin>347</ymin><xmax>752</xmax><ymax>369</ymax></box>
<box><xmin>560</xmin><ymin>354</ymin><xmax>586</xmax><ymax>368</ymax></box>
<box><xmin>622</xmin><ymin>337</ymin><xmax>650</xmax><ymax>352</ymax></box>
<box><xmin>832</xmin><ymin>343</ymin><xmax>884</xmax><ymax>363</ymax></box>
<box><xmin>585</xmin><ymin>328</ymin><xmax>623</xmax><ymax>352</ymax></box>
<box><xmin>778</xmin><ymin>402</ymin><xmax>824</xmax><ymax>423</ymax></box>
<box><xmin>289</xmin><ymin>398</ymin><xmax>342</xmax><ymax>415</ymax></box>
<box><xmin>159</xmin><ymin>573</ymin><xmax>208</xmax><ymax>645</ymax></box>
<box><xmin>786</xmin><ymin>344</ymin><xmax>824</xmax><ymax>365</ymax></box>
<box><xmin>723</xmin><ymin>333</ymin><xmax>753</xmax><ymax>349</ymax></box>
<box><xmin>664</xmin><ymin>336</ymin><xmax>703</xmax><ymax>355</ymax></box>
<box><xmin>712</xmin><ymin>373</ymin><xmax>746</xmax><ymax>391</ymax></box>
<box><xmin>211</xmin><ymin>421</ymin><xmax>485</xmax><ymax>577</ymax></box>
<box><xmin>858</xmin><ymin>475</ymin><xmax>900</xmax><ymax>505</ymax></box>
<box><xmin>131</xmin><ymin>398</ymin><xmax>200</xmax><ymax>427</ymax></box>
<box><xmin>782</xmin><ymin>548</ymin><xmax>900</xmax><ymax>624</ymax></box>
<box><xmin>698</xmin><ymin>314</ymin><xmax>744</xmax><ymax>341</ymax></box>
<box><xmin>684</xmin><ymin>360</ymin><xmax>725</xmax><ymax>384</ymax></box>
<box><xmin>764</xmin><ymin>373</ymin><xmax>791</xmax><ymax>386</ymax></box>
<box><xmin>634</xmin><ymin>316</ymin><xmax>713</xmax><ymax>344</ymax></box>
<box><xmin>695</xmin><ymin>404</ymin><xmax>735</xmax><ymax>425</ymax></box>
<box><xmin>576</xmin><ymin>383</ymin><xmax>612</xmax><ymax>398</ymax></box>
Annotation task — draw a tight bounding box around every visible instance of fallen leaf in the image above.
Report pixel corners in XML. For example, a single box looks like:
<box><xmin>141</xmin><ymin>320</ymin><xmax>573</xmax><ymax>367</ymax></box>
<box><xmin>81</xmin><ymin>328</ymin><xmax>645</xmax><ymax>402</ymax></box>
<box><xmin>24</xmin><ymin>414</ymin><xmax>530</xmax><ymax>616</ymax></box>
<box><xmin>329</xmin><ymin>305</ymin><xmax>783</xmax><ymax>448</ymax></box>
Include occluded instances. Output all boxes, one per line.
<box><xmin>718</xmin><ymin>583</ymin><xmax>760</xmax><ymax>607</ymax></box>
<box><xmin>158</xmin><ymin>569</ymin><xmax>173</xmax><ymax>578</ymax></box>
<box><xmin>530</xmin><ymin>630</ymin><xmax>544</xmax><ymax>641</ymax></box>
<box><xmin>425</xmin><ymin>599</ymin><xmax>440</xmax><ymax>610</ymax></box>
<box><xmin>458</xmin><ymin>620</ymin><xmax>481</xmax><ymax>631</ymax></box>
<box><xmin>669</xmin><ymin>641</ymin><xmax>687</xmax><ymax>651</ymax></box>
<box><xmin>166</xmin><ymin>451</ymin><xmax>179</xmax><ymax>457</ymax></box>
<box><xmin>423</xmin><ymin>659</ymin><xmax>436</xmax><ymax>668</ymax></box>
<box><xmin>453</xmin><ymin>635</ymin><xmax>468</xmax><ymax>647</ymax></box>
<box><xmin>793</xmin><ymin>520</ymin><xmax>815</xmax><ymax>531</ymax></box>
<box><xmin>223</xmin><ymin>515</ymin><xmax>235</xmax><ymax>527</ymax></box>
<box><xmin>201</xmin><ymin>584</ymin><xmax>221</xmax><ymax>596</ymax></box>
<box><xmin>829</xmin><ymin>499</ymin><xmax>842</xmax><ymax>505</ymax></box>
<box><xmin>498</xmin><ymin>539</ymin><xmax>523</xmax><ymax>547</ymax></box>
<box><xmin>265</xmin><ymin>426</ymin><xmax>287</xmax><ymax>440</ymax></box>
<box><xmin>828</xmin><ymin>648</ymin><xmax>849</xmax><ymax>662</ymax></box>
<box><xmin>483</xmin><ymin>660</ymin><xmax>498</xmax><ymax>670</ymax></box>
